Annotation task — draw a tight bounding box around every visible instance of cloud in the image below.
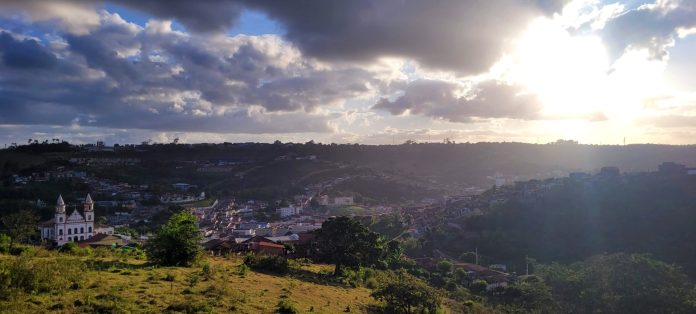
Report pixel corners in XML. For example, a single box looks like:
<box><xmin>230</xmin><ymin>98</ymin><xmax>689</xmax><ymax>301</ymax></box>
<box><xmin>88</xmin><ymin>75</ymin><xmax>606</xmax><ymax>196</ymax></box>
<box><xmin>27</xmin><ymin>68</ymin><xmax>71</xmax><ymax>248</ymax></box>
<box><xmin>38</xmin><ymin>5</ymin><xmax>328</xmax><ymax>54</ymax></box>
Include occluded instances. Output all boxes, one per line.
<box><xmin>0</xmin><ymin>11</ymin><xmax>376</xmax><ymax>134</ymax></box>
<box><xmin>373</xmin><ymin>80</ymin><xmax>544</xmax><ymax>122</ymax></box>
<box><xmin>113</xmin><ymin>0</ymin><xmax>243</xmax><ymax>33</ymax></box>
<box><xmin>0</xmin><ymin>1</ymin><xmax>101</xmax><ymax>35</ymax></box>
<box><xmin>599</xmin><ymin>0</ymin><xmax>696</xmax><ymax>60</ymax></box>
<box><xmin>1</xmin><ymin>0</ymin><xmax>573</xmax><ymax>74</ymax></box>
<box><xmin>239</xmin><ymin>0</ymin><xmax>571</xmax><ymax>73</ymax></box>
<box><xmin>0</xmin><ymin>32</ymin><xmax>57</xmax><ymax>68</ymax></box>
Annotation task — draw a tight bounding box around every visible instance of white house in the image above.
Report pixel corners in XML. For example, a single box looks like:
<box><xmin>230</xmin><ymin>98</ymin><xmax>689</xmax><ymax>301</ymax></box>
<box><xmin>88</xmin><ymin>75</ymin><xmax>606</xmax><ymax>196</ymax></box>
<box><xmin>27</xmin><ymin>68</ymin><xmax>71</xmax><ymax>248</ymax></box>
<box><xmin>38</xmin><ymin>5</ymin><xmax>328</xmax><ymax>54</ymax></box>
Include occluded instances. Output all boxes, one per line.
<box><xmin>277</xmin><ymin>205</ymin><xmax>302</xmax><ymax>218</ymax></box>
<box><xmin>39</xmin><ymin>194</ymin><xmax>96</xmax><ymax>245</ymax></box>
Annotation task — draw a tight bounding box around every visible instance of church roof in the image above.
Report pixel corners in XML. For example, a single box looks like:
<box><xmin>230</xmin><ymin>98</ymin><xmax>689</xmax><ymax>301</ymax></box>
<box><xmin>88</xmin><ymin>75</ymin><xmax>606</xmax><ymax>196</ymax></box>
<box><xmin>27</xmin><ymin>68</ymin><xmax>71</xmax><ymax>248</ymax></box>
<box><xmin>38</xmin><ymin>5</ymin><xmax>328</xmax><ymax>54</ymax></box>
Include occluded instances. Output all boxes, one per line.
<box><xmin>57</xmin><ymin>195</ymin><xmax>65</xmax><ymax>206</ymax></box>
<box><xmin>85</xmin><ymin>193</ymin><xmax>93</xmax><ymax>204</ymax></box>
<box><xmin>66</xmin><ymin>210</ymin><xmax>85</xmax><ymax>222</ymax></box>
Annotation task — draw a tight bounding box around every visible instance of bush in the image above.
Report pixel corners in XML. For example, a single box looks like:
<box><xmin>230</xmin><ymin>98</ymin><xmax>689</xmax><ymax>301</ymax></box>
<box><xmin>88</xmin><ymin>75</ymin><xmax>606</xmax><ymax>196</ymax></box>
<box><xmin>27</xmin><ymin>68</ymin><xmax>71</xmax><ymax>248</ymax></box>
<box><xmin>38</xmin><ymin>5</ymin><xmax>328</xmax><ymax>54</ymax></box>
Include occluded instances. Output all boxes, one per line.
<box><xmin>59</xmin><ymin>242</ymin><xmax>92</xmax><ymax>256</ymax></box>
<box><xmin>275</xmin><ymin>299</ymin><xmax>298</xmax><ymax>314</ymax></box>
<box><xmin>244</xmin><ymin>254</ymin><xmax>289</xmax><ymax>275</ymax></box>
<box><xmin>0</xmin><ymin>255</ymin><xmax>84</xmax><ymax>296</ymax></box>
<box><xmin>165</xmin><ymin>302</ymin><xmax>212</xmax><ymax>313</ymax></box>
<box><xmin>0</xmin><ymin>234</ymin><xmax>10</xmax><ymax>253</ymax></box>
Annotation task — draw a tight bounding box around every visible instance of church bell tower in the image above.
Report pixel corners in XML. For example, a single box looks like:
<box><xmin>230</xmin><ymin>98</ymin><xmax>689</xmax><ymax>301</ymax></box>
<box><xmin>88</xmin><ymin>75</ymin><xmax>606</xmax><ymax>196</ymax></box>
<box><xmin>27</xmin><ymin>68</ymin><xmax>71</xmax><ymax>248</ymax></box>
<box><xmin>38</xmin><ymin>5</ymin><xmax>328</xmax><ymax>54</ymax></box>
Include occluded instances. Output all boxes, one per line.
<box><xmin>84</xmin><ymin>193</ymin><xmax>94</xmax><ymax>222</ymax></box>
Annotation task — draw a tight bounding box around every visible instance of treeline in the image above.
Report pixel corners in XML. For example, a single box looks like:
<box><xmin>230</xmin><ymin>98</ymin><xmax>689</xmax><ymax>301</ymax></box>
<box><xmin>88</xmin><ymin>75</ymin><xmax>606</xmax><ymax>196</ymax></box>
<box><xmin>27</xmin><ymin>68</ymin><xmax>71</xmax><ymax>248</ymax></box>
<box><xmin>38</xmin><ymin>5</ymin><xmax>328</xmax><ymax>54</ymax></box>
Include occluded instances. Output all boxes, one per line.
<box><xmin>421</xmin><ymin>173</ymin><xmax>696</xmax><ymax>278</ymax></box>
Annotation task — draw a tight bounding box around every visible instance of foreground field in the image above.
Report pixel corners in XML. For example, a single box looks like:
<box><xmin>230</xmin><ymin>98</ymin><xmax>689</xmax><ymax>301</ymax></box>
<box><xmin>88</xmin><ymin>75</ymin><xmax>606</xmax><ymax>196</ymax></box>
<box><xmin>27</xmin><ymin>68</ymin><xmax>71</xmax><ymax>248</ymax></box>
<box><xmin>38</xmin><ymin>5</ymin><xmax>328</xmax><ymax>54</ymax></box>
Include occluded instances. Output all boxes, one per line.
<box><xmin>0</xmin><ymin>252</ymin><xmax>381</xmax><ymax>314</ymax></box>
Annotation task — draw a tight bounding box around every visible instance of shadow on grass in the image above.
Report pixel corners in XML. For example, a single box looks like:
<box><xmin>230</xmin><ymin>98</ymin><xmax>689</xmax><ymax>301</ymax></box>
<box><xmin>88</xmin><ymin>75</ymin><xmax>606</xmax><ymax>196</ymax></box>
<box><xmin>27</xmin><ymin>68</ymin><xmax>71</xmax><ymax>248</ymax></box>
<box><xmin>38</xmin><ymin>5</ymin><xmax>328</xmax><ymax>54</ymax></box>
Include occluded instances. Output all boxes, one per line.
<box><xmin>84</xmin><ymin>258</ymin><xmax>154</xmax><ymax>271</ymax></box>
<box><xmin>287</xmin><ymin>268</ymin><xmax>353</xmax><ymax>288</ymax></box>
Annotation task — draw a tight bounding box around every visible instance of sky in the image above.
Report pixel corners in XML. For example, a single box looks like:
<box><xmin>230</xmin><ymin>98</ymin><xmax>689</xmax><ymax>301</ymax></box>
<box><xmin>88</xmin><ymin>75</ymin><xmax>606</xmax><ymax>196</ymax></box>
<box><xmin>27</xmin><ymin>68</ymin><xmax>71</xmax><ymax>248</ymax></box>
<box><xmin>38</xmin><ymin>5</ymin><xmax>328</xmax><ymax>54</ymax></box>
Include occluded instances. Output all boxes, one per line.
<box><xmin>0</xmin><ymin>0</ymin><xmax>695</xmax><ymax>146</ymax></box>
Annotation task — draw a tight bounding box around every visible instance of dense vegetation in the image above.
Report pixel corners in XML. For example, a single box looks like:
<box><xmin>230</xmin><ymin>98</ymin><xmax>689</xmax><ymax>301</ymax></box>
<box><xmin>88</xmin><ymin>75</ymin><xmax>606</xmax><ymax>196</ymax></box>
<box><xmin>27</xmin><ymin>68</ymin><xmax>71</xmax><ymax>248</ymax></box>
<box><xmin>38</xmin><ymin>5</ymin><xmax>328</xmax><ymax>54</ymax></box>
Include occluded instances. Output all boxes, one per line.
<box><xmin>421</xmin><ymin>174</ymin><xmax>696</xmax><ymax>278</ymax></box>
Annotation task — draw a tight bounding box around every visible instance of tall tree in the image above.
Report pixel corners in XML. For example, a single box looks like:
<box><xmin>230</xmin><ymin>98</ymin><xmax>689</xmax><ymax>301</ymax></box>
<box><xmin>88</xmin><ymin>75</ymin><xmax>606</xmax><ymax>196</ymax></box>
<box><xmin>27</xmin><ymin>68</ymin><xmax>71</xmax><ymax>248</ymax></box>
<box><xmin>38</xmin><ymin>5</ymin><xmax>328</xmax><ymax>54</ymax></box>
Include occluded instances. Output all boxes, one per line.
<box><xmin>371</xmin><ymin>270</ymin><xmax>441</xmax><ymax>314</ymax></box>
<box><xmin>314</xmin><ymin>216</ymin><xmax>386</xmax><ymax>275</ymax></box>
<box><xmin>1</xmin><ymin>209</ymin><xmax>38</xmax><ymax>250</ymax></box>
<box><xmin>145</xmin><ymin>211</ymin><xmax>201</xmax><ymax>266</ymax></box>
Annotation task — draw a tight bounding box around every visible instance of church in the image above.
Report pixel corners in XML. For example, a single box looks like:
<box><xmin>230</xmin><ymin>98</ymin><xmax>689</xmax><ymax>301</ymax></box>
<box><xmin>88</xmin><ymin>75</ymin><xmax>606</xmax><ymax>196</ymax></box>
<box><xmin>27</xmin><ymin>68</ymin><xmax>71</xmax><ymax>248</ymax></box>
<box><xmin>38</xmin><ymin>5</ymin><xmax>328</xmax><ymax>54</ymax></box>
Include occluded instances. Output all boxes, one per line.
<box><xmin>39</xmin><ymin>194</ymin><xmax>96</xmax><ymax>245</ymax></box>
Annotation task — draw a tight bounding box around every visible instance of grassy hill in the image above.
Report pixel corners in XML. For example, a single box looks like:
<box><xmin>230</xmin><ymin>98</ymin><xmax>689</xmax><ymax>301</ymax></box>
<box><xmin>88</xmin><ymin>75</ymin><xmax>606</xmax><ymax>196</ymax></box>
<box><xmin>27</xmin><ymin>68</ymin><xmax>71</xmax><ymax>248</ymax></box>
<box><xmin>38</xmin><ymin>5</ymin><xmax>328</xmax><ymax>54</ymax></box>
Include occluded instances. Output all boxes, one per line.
<box><xmin>0</xmin><ymin>249</ymin><xmax>390</xmax><ymax>314</ymax></box>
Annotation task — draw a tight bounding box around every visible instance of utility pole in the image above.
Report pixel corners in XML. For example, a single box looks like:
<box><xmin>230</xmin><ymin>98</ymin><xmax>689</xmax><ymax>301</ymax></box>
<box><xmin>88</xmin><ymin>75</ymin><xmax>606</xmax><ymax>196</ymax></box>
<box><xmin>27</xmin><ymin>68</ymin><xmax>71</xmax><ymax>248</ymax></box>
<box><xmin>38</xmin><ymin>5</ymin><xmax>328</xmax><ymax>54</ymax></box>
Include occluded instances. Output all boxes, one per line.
<box><xmin>526</xmin><ymin>255</ymin><xmax>529</xmax><ymax>275</ymax></box>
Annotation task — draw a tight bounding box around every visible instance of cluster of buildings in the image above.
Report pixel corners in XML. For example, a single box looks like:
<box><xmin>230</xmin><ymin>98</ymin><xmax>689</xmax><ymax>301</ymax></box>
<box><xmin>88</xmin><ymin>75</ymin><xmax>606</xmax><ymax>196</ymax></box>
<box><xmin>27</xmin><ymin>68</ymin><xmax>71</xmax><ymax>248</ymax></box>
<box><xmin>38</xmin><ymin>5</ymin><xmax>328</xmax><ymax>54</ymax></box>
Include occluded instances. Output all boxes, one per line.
<box><xmin>10</xmin><ymin>167</ymin><xmax>87</xmax><ymax>185</ymax></box>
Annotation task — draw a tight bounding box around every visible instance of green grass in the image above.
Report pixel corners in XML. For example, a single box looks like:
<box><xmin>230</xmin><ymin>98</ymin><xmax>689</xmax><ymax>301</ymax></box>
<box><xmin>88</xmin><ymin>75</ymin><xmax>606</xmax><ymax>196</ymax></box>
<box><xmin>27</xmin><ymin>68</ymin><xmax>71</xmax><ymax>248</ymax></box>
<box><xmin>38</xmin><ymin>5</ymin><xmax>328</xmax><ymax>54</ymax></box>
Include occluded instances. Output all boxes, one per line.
<box><xmin>327</xmin><ymin>206</ymin><xmax>370</xmax><ymax>217</ymax></box>
<box><xmin>0</xmin><ymin>250</ymin><xmax>383</xmax><ymax>314</ymax></box>
<box><xmin>183</xmin><ymin>198</ymin><xmax>216</xmax><ymax>208</ymax></box>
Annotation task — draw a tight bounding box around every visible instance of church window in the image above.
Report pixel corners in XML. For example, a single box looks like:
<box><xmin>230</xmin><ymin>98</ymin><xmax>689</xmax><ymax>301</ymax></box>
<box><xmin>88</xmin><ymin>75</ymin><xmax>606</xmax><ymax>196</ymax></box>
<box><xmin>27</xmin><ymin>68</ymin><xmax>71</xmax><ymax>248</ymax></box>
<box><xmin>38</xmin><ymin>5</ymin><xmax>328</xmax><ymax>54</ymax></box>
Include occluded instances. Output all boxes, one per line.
<box><xmin>88</xmin><ymin>226</ymin><xmax>92</xmax><ymax>233</ymax></box>
<box><xmin>59</xmin><ymin>229</ymin><xmax>63</xmax><ymax>235</ymax></box>
<box><xmin>80</xmin><ymin>227</ymin><xmax>84</xmax><ymax>233</ymax></box>
<box><xmin>67</xmin><ymin>237</ymin><xmax>71</xmax><ymax>241</ymax></box>
<box><xmin>74</xmin><ymin>228</ymin><xmax>78</xmax><ymax>234</ymax></box>
<box><xmin>68</xmin><ymin>229</ymin><xmax>71</xmax><ymax>235</ymax></box>
<box><xmin>59</xmin><ymin>217</ymin><xmax>63</xmax><ymax>222</ymax></box>
<box><xmin>88</xmin><ymin>215</ymin><xmax>91</xmax><ymax>220</ymax></box>
<box><xmin>80</xmin><ymin>236</ymin><xmax>84</xmax><ymax>240</ymax></box>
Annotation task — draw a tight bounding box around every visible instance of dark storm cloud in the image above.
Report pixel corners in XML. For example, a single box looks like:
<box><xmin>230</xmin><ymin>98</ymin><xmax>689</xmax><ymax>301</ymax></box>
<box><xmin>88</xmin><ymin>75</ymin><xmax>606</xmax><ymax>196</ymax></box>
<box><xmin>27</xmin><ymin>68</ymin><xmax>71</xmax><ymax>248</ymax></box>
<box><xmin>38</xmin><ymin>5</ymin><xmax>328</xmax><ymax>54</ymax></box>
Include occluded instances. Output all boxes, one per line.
<box><xmin>112</xmin><ymin>0</ymin><xmax>244</xmax><ymax>33</ymax></box>
<box><xmin>237</xmin><ymin>0</ymin><xmax>569</xmax><ymax>73</ymax></box>
<box><xmin>373</xmin><ymin>80</ymin><xmax>543</xmax><ymax>122</ymax></box>
<box><xmin>0</xmin><ymin>32</ymin><xmax>57</xmax><ymax>69</ymax></box>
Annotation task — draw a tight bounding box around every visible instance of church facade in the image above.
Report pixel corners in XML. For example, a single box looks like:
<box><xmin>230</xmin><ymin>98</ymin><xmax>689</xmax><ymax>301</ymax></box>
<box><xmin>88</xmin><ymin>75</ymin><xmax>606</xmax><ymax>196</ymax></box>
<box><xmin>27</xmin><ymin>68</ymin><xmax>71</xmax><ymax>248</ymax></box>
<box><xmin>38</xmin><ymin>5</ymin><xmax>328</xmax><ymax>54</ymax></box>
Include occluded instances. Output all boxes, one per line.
<box><xmin>39</xmin><ymin>194</ymin><xmax>95</xmax><ymax>245</ymax></box>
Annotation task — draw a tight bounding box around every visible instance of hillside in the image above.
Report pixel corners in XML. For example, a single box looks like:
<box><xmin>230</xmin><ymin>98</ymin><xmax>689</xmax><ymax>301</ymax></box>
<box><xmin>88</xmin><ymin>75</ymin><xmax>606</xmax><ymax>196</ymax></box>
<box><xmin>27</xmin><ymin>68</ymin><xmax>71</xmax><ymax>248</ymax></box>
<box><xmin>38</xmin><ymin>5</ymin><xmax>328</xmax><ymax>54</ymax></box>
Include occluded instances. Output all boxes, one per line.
<box><xmin>0</xmin><ymin>250</ymin><xmax>384</xmax><ymax>314</ymax></box>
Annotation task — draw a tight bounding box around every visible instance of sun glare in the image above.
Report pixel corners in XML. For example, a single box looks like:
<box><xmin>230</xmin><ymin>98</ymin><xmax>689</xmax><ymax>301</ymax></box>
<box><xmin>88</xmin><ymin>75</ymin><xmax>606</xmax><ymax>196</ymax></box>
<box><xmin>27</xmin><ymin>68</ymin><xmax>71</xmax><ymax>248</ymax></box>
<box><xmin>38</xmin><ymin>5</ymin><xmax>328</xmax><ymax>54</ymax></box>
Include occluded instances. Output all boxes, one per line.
<box><xmin>506</xmin><ymin>16</ymin><xmax>670</xmax><ymax>130</ymax></box>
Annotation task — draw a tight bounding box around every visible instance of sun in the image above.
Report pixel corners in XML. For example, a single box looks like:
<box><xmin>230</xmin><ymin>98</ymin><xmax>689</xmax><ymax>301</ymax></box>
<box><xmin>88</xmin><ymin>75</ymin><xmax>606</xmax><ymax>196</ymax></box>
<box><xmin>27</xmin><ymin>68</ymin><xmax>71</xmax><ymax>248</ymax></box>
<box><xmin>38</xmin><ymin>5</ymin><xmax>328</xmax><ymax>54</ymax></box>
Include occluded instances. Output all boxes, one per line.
<box><xmin>502</xmin><ymin>16</ymin><xmax>669</xmax><ymax>125</ymax></box>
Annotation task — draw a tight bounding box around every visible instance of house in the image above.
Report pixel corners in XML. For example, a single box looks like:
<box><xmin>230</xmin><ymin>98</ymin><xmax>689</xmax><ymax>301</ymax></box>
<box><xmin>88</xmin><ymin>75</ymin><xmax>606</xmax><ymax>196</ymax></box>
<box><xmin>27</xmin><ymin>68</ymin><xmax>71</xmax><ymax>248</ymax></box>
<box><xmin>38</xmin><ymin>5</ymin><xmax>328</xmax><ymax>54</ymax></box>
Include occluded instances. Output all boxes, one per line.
<box><xmin>599</xmin><ymin>166</ymin><xmax>620</xmax><ymax>177</ymax></box>
<box><xmin>94</xmin><ymin>225</ymin><xmax>115</xmax><ymax>235</ymax></box>
<box><xmin>456</xmin><ymin>262</ymin><xmax>512</xmax><ymax>291</ymax></box>
<box><xmin>277</xmin><ymin>205</ymin><xmax>301</xmax><ymax>218</ymax></box>
<box><xmin>202</xmin><ymin>237</ymin><xmax>241</xmax><ymax>255</ymax></box>
<box><xmin>317</xmin><ymin>195</ymin><xmax>330</xmax><ymax>206</ymax></box>
<box><xmin>172</xmin><ymin>183</ymin><xmax>197</xmax><ymax>191</ymax></box>
<box><xmin>659</xmin><ymin>162</ymin><xmax>687</xmax><ymax>176</ymax></box>
<box><xmin>76</xmin><ymin>233</ymin><xmax>129</xmax><ymax>248</ymax></box>
<box><xmin>250</xmin><ymin>242</ymin><xmax>285</xmax><ymax>256</ymax></box>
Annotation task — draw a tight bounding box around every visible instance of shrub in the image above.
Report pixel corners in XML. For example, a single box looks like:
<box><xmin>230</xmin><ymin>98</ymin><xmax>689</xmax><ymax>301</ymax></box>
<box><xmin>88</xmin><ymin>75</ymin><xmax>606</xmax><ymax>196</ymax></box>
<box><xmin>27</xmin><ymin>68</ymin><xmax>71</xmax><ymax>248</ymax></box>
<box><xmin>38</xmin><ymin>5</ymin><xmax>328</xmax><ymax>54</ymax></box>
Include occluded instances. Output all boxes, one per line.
<box><xmin>275</xmin><ymin>299</ymin><xmax>298</xmax><ymax>314</ymax></box>
<box><xmin>201</xmin><ymin>262</ymin><xmax>212</xmax><ymax>280</ymax></box>
<box><xmin>187</xmin><ymin>272</ymin><xmax>200</xmax><ymax>287</ymax></box>
<box><xmin>164</xmin><ymin>273</ymin><xmax>176</xmax><ymax>282</ymax></box>
<box><xmin>243</xmin><ymin>254</ymin><xmax>289</xmax><ymax>275</ymax></box>
<box><xmin>238</xmin><ymin>263</ymin><xmax>249</xmax><ymax>277</ymax></box>
<box><xmin>0</xmin><ymin>234</ymin><xmax>10</xmax><ymax>253</ymax></box>
<box><xmin>0</xmin><ymin>255</ymin><xmax>84</xmax><ymax>296</ymax></box>
<box><xmin>59</xmin><ymin>242</ymin><xmax>92</xmax><ymax>256</ymax></box>
<box><xmin>165</xmin><ymin>302</ymin><xmax>212</xmax><ymax>313</ymax></box>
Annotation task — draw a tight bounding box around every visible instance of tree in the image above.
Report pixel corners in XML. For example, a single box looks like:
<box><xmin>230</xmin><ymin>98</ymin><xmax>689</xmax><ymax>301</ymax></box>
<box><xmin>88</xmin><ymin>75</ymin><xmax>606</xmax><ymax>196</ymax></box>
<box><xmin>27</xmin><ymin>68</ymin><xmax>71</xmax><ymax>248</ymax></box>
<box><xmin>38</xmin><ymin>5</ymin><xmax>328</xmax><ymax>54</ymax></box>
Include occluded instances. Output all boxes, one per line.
<box><xmin>145</xmin><ymin>212</ymin><xmax>201</xmax><ymax>266</ymax></box>
<box><xmin>538</xmin><ymin>253</ymin><xmax>696</xmax><ymax>313</ymax></box>
<box><xmin>498</xmin><ymin>275</ymin><xmax>556</xmax><ymax>312</ymax></box>
<box><xmin>313</xmin><ymin>216</ymin><xmax>386</xmax><ymax>276</ymax></box>
<box><xmin>371</xmin><ymin>270</ymin><xmax>441</xmax><ymax>314</ymax></box>
<box><xmin>436</xmin><ymin>260</ymin><xmax>453</xmax><ymax>274</ymax></box>
<box><xmin>1</xmin><ymin>209</ymin><xmax>38</xmax><ymax>250</ymax></box>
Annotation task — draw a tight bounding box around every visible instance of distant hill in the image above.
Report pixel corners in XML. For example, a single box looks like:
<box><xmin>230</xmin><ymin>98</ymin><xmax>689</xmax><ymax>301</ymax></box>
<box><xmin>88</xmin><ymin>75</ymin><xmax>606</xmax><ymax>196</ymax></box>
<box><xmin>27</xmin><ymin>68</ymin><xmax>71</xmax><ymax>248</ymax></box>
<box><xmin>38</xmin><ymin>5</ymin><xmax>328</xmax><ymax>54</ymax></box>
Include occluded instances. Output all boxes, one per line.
<box><xmin>4</xmin><ymin>141</ymin><xmax>696</xmax><ymax>193</ymax></box>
